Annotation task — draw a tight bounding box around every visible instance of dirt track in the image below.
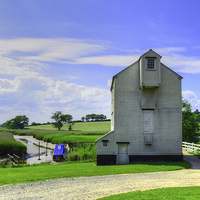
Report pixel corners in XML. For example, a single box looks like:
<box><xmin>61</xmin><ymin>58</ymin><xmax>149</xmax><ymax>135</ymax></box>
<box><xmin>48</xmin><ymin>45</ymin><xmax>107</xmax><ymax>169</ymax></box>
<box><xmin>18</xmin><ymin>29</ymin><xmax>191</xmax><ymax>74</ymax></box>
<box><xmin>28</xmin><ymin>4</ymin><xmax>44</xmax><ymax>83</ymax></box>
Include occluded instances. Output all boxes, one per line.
<box><xmin>0</xmin><ymin>150</ymin><xmax>200</xmax><ymax>200</ymax></box>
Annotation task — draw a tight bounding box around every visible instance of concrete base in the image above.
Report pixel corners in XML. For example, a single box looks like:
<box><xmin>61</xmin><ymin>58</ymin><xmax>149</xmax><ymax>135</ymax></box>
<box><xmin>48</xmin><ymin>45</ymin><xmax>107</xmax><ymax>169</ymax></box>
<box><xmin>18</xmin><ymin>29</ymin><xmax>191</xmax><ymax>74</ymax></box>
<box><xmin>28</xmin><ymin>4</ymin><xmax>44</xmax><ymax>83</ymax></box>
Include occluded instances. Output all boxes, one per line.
<box><xmin>97</xmin><ymin>155</ymin><xmax>116</xmax><ymax>165</ymax></box>
<box><xmin>97</xmin><ymin>154</ymin><xmax>183</xmax><ymax>165</ymax></box>
<box><xmin>129</xmin><ymin>154</ymin><xmax>183</xmax><ymax>163</ymax></box>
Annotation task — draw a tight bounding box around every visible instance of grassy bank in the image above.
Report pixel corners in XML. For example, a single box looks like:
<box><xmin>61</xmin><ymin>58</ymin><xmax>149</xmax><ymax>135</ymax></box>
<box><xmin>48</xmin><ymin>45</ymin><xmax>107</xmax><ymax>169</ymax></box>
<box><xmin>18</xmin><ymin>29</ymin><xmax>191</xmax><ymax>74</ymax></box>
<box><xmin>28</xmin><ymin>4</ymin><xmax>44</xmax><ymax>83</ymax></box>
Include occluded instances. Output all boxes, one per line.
<box><xmin>0</xmin><ymin>161</ymin><xmax>190</xmax><ymax>186</ymax></box>
<box><xmin>98</xmin><ymin>186</ymin><xmax>200</xmax><ymax>200</ymax></box>
<box><xmin>0</xmin><ymin>131</ymin><xmax>27</xmax><ymax>156</ymax></box>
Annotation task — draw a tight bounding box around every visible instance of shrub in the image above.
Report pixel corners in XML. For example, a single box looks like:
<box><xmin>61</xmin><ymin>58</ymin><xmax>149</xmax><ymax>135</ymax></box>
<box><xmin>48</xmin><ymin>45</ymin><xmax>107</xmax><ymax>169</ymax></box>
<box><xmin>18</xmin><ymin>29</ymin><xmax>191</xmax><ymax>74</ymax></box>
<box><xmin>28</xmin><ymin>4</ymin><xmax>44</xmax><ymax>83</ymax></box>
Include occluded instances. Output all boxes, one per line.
<box><xmin>0</xmin><ymin>161</ymin><xmax>6</xmax><ymax>168</ymax></box>
<box><xmin>67</xmin><ymin>143</ymin><xmax>96</xmax><ymax>162</ymax></box>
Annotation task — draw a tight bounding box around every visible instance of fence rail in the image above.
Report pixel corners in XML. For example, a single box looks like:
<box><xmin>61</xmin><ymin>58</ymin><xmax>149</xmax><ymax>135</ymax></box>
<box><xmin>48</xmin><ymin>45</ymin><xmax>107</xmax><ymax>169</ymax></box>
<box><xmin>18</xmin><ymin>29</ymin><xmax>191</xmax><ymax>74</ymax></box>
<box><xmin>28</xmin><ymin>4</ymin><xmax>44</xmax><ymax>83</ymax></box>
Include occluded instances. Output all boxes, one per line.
<box><xmin>182</xmin><ymin>142</ymin><xmax>200</xmax><ymax>153</ymax></box>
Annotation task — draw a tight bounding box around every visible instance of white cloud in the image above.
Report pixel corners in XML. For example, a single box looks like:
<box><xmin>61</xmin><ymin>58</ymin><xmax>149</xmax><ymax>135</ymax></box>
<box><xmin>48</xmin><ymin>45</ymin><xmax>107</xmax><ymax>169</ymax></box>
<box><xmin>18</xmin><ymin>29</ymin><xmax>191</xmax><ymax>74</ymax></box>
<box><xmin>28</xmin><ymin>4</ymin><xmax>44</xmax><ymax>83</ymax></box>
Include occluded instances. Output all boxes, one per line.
<box><xmin>154</xmin><ymin>47</ymin><xmax>200</xmax><ymax>74</ymax></box>
<box><xmin>0</xmin><ymin>75</ymin><xmax>111</xmax><ymax>124</ymax></box>
<box><xmin>0</xmin><ymin>54</ymin><xmax>46</xmax><ymax>76</ymax></box>
<box><xmin>1</xmin><ymin>38</ymin><xmax>200</xmax><ymax>74</ymax></box>
<box><xmin>107</xmin><ymin>79</ymin><xmax>112</xmax><ymax>87</ymax></box>
<box><xmin>64</xmin><ymin>55</ymin><xmax>140</xmax><ymax>66</ymax></box>
<box><xmin>182</xmin><ymin>90</ymin><xmax>200</xmax><ymax>110</ymax></box>
<box><xmin>154</xmin><ymin>47</ymin><xmax>186</xmax><ymax>55</ymax></box>
<box><xmin>0</xmin><ymin>78</ymin><xmax>20</xmax><ymax>94</ymax></box>
<box><xmin>162</xmin><ymin>54</ymin><xmax>200</xmax><ymax>74</ymax></box>
<box><xmin>0</xmin><ymin>38</ymin><xmax>105</xmax><ymax>62</ymax></box>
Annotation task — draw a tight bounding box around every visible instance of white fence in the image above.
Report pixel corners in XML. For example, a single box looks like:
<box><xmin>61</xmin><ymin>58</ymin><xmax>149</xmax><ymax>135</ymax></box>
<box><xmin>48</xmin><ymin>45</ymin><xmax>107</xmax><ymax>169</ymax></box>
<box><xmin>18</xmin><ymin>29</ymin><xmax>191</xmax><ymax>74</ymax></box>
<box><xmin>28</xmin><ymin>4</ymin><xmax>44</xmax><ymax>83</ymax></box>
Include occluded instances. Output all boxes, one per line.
<box><xmin>182</xmin><ymin>142</ymin><xmax>200</xmax><ymax>153</ymax></box>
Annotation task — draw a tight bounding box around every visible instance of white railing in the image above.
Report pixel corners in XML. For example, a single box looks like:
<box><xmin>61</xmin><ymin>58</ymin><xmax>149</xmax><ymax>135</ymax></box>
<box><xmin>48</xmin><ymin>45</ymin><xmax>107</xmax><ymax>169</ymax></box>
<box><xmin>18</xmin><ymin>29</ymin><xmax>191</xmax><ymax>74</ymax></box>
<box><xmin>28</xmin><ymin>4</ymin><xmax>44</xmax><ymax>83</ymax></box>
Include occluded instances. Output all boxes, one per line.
<box><xmin>182</xmin><ymin>142</ymin><xmax>200</xmax><ymax>153</ymax></box>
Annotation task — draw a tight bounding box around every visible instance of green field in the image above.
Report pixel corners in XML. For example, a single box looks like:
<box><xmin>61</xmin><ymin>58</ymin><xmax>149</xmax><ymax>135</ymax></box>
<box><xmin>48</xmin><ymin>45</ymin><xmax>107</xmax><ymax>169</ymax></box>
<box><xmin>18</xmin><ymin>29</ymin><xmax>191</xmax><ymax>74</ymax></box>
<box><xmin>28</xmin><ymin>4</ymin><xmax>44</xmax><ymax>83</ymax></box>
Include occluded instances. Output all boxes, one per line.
<box><xmin>28</xmin><ymin>121</ymin><xmax>111</xmax><ymax>132</ymax></box>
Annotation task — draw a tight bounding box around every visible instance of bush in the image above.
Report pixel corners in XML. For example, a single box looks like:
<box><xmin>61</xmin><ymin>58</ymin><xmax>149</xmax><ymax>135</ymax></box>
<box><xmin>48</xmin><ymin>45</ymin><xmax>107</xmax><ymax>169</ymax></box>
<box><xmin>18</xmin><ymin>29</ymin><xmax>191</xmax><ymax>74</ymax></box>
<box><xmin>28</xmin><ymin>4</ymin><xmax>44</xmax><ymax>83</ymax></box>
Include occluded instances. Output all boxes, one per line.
<box><xmin>0</xmin><ymin>161</ymin><xmax>6</xmax><ymax>168</ymax></box>
<box><xmin>67</xmin><ymin>143</ymin><xmax>96</xmax><ymax>162</ymax></box>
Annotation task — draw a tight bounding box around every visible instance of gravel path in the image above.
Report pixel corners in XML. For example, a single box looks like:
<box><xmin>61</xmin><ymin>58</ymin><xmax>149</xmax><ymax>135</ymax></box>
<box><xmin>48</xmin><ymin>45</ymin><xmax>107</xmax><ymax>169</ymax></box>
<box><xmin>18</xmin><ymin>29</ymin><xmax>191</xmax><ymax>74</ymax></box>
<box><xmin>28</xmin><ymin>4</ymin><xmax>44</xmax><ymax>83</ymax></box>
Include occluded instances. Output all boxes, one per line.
<box><xmin>0</xmin><ymin>151</ymin><xmax>200</xmax><ymax>200</ymax></box>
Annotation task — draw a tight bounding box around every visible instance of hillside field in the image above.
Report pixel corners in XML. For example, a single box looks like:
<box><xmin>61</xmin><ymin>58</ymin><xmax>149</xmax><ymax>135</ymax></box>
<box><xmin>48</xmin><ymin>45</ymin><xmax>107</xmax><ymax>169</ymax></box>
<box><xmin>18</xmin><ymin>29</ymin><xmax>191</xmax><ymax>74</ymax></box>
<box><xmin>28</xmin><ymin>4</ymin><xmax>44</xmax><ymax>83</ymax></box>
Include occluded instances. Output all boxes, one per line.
<box><xmin>28</xmin><ymin>121</ymin><xmax>111</xmax><ymax>132</ymax></box>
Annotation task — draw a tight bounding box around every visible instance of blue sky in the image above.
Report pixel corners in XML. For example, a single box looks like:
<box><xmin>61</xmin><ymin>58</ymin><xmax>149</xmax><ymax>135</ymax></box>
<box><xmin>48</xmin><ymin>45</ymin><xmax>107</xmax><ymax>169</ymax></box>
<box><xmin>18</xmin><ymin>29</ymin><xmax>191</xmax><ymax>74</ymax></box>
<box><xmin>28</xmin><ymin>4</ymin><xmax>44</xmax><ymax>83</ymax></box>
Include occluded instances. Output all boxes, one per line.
<box><xmin>0</xmin><ymin>0</ymin><xmax>200</xmax><ymax>124</ymax></box>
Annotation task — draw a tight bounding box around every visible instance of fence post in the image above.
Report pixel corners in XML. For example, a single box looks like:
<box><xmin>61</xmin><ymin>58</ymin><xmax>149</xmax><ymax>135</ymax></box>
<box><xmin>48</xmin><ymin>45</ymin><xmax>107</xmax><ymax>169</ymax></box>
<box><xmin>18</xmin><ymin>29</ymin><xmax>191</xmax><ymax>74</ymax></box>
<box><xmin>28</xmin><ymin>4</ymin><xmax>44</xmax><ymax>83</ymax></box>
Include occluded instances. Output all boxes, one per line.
<box><xmin>38</xmin><ymin>142</ymin><xmax>41</xmax><ymax>160</ymax></box>
<box><xmin>192</xmin><ymin>143</ymin><xmax>194</xmax><ymax>153</ymax></box>
<box><xmin>185</xmin><ymin>141</ymin><xmax>187</xmax><ymax>151</ymax></box>
<box><xmin>46</xmin><ymin>142</ymin><xmax>48</xmax><ymax>156</ymax></box>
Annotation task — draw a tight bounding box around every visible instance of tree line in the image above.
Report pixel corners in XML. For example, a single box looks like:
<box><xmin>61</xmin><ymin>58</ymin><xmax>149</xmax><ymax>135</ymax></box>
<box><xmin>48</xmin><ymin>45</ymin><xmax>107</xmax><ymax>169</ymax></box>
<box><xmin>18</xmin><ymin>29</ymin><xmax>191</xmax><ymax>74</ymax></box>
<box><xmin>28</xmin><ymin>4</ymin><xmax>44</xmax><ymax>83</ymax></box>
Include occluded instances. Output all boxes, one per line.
<box><xmin>2</xmin><ymin>115</ymin><xmax>29</xmax><ymax>129</ymax></box>
<box><xmin>81</xmin><ymin>114</ymin><xmax>107</xmax><ymax>122</ymax></box>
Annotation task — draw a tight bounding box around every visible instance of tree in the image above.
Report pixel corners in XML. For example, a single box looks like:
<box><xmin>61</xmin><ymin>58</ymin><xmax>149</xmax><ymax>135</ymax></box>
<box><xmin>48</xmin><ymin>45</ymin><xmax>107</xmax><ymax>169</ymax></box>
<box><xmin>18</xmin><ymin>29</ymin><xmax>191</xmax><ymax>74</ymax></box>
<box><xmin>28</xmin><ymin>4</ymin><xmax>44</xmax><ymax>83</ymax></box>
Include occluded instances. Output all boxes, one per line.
<box><xmin>61</xmin><ymin>114</ymin><xmax>73</xmax><ymax>123</ymax></box>
<box><xmin>5</xmin><ymin>115</ymin><xmax>29</xmax><ymax>129</ymax></box>
<box><xmin>51</xmin><ymin>111</ymin><xmax>64</xmax><ymax>130</ymax></box>
<box><xmin>196</xmin><ymin>114</ymin><xmax>200</xmax><ymax>123</ymax></box>
<box><xmin>68</xmin><ymin>121</ymin><xmax>75</xmax><ymax>131</ymax></box>
<box><xmin>81</xmin><ymin>116</ymin><xmax>85</xmax><ymax>122</ymax></box>
<box><xmin>85</xmin><ymin>114</ymin><xmax>107</xmax><ymax>121</ymax></box>
<box><xmin>86</xmin><ymin>114</ymin><xmax>90</xmax><ymax>122</ymax></box>
<box><xmin>182</xmin><ymin>99</ymin><xmax>199</xmax><ymax>143</ymax></box>
<box><xmin>51</xmin><ymin>111</ymin><xmax>73</xmax><ymax>130</ymax></box>
<box><xmin>194</xmin><ymin>109</ymin><xmax>200</xmax><ymax>114</ymax></box>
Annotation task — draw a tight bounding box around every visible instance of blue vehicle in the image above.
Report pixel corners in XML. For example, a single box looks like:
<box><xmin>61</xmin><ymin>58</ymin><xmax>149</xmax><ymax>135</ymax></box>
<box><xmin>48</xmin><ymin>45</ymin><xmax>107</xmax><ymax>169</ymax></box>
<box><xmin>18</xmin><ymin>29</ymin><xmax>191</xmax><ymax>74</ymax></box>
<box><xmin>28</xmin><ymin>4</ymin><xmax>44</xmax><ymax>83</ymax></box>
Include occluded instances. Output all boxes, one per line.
<box><xmin>53</xmin><ymin>144</ymin><xmax>69</xmax><ymax>161</ymax></box>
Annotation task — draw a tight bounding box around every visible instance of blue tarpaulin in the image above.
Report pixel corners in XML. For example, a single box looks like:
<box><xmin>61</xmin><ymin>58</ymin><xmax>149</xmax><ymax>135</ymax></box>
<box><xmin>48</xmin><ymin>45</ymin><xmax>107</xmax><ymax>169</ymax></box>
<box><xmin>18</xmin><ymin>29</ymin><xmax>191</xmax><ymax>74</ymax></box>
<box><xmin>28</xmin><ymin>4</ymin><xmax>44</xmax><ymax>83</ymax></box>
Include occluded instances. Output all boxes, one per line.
<box><xmin>53</xmin><ymin>144</ymin><xmax>66</xmax><ymax>156</ymax></box>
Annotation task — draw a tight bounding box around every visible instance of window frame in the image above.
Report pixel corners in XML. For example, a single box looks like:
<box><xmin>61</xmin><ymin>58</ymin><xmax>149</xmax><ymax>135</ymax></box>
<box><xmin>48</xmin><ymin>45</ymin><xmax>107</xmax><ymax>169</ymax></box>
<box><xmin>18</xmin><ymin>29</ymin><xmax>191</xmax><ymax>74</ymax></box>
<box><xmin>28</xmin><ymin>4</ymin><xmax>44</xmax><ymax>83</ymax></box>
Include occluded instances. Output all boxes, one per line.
<box><xmin>145</xmin><ymin>57</ymin><xmax>156</xmax><ymax>71</ymax></box>
<box><xmin>102</xmin><ymin>140</ymin><xmax>109</xmax><ymax>147</ymax></box>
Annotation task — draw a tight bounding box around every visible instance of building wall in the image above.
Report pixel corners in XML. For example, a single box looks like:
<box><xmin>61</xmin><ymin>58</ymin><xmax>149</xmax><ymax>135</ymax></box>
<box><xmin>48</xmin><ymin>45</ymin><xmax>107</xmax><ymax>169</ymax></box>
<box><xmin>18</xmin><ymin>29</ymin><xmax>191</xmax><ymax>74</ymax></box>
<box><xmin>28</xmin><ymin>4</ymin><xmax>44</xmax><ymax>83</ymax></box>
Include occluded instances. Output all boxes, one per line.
<box><xmin>96</xmin><ymin>50</ymin><xmax>182</xmax><ymax>164</ymax></box>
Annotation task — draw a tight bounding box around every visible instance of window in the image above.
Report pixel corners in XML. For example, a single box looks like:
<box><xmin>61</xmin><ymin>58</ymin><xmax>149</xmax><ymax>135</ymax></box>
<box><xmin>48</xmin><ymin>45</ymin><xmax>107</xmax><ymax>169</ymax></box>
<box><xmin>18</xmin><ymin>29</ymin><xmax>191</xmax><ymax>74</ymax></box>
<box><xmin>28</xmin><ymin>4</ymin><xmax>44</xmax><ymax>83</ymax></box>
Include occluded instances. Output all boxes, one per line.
<box><xmin>103</xmin><ymin>141</ymin><xmax>107</xmax><ymax>147</ymax></box>
<box><xmin>147</xmin><ymin>59</ymin><xmax>154</xmax><ymax>69</ymax></box>
<box><xmin>102</xmin><ymin>140</ymin><xmax>108</xmax><ymax>147</ymax></box>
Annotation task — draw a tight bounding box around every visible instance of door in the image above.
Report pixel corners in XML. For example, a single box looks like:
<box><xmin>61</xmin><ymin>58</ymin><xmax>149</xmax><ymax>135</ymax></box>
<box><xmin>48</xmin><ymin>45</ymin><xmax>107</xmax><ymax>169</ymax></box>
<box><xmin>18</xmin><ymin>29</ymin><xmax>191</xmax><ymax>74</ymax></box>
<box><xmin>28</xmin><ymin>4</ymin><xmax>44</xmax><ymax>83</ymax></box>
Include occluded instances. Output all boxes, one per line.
<box><xmin>118</xmin><ymin>144</ymin><xmax>129</xmax><ymax>164</ymax></box>
<box><xmin>142</xmin><ymin>110</ymin><xmax>154</xmax><ymax>133</ymax></box>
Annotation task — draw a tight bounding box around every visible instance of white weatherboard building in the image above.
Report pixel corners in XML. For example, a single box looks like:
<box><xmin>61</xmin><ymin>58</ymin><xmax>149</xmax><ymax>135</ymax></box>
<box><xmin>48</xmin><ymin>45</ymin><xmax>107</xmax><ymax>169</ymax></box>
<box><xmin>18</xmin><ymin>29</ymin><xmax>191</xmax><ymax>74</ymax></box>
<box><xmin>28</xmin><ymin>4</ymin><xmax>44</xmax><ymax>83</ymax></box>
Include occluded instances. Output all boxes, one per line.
<box><xmin>96</xmin><ymin>49</ymin><xmax>183</xmax><ymax>165</ymax></box>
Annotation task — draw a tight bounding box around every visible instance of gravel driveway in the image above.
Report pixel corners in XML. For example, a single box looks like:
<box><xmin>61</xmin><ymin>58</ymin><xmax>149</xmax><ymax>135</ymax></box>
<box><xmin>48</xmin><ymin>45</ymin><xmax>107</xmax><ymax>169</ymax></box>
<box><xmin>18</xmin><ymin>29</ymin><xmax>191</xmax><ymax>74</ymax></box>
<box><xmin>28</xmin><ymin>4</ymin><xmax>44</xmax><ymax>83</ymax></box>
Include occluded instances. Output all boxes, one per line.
<box><xmin>0</xmin><ymin>151</ymin><xmax>200</xmax><ymax>200</ymax></box>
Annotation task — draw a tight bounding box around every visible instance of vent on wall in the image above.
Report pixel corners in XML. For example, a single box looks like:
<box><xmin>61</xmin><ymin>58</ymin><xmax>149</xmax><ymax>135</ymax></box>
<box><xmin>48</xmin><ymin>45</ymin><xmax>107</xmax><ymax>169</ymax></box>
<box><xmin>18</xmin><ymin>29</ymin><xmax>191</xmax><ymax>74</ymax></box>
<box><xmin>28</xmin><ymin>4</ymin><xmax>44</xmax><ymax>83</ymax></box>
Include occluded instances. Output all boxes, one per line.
<box><xmin>144</xmin><ymin>134</ymin><xmax>153</xmax><ymax>145</ymax></box>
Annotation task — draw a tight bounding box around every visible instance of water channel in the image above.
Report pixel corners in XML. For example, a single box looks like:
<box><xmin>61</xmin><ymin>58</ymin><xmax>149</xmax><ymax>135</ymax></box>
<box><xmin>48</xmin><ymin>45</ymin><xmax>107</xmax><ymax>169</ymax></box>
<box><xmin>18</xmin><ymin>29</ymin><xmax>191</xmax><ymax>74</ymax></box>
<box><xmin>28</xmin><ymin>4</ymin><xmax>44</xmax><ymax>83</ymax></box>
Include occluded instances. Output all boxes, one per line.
<box><xmin>14</xmin><ymin>135</ymin><xmax>57</xmax><ymax>165</ymax></box>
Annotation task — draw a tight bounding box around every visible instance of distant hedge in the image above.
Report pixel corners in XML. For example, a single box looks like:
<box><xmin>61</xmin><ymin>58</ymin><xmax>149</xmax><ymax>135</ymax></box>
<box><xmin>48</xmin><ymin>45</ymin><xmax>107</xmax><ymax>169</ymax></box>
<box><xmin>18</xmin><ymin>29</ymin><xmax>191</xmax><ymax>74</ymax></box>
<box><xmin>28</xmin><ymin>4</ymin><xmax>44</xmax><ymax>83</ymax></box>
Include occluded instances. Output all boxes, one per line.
<box><xmin>0</xmin><ymin>132</ymin><xmax>27</xmax><ymax>156</ymax></box>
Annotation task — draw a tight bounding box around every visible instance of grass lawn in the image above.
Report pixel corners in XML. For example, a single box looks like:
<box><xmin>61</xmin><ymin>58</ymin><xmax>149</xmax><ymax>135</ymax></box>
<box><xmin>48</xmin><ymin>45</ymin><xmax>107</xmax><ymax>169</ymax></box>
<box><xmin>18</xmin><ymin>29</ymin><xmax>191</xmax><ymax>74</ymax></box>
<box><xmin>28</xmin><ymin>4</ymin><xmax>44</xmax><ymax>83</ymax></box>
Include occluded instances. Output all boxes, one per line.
<box><xmin>0</xmin><ymin>161</ymin><xmax>190</xmax><ymax>186</ymax></box>
<box><xmin>98</xmin><ymin>186</ymin><xmax>200</xmax><ymax>200</ymax></box>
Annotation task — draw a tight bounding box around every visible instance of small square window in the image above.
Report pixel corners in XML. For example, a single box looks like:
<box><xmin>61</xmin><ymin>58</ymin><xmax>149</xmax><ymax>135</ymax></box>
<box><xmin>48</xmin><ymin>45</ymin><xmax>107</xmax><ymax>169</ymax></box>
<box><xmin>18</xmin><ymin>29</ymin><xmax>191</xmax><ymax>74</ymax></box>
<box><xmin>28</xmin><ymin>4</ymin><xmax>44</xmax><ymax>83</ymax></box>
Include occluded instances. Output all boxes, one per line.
<box><xmin>103</xmin><ymin>141</ymin><xmax>107</xmax><ymax>147</ymax></box>
<box><xmin>147</xmin><ymin>59</ymin><xmax>155</xmax><ymax>69</ymax></box>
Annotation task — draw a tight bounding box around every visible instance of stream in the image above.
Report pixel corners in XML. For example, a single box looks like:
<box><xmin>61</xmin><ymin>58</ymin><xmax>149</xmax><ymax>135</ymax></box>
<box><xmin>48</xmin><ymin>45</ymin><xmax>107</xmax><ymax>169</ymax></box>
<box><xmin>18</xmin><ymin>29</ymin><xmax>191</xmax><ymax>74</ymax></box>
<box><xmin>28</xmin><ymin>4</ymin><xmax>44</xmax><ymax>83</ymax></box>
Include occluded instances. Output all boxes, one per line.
<box><xmin>14</xmin><ymin>135</ymin><xmax>57</xmax><ymax>165</ymax></box>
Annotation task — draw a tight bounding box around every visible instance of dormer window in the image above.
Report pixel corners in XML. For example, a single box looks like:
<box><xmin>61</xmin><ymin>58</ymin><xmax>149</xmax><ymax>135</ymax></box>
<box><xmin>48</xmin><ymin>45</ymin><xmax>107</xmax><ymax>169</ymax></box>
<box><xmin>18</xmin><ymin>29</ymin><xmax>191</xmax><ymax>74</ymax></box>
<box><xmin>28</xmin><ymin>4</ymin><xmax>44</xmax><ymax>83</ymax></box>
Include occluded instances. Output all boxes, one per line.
<box><xmin>147</xmin><ymin>58</ymin><xmax>155</xmax><ymax>69</ymax></box>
